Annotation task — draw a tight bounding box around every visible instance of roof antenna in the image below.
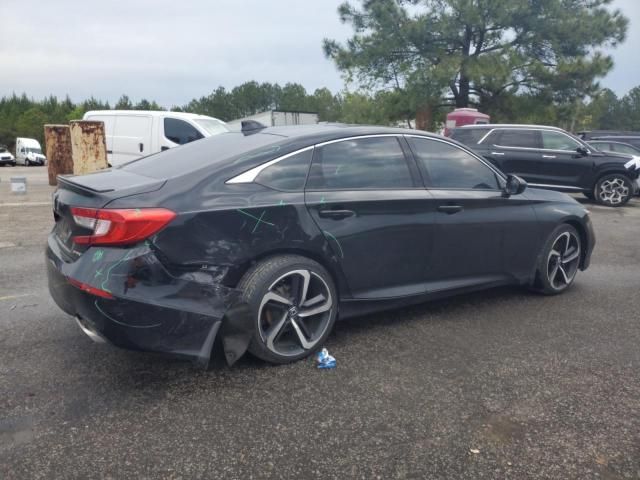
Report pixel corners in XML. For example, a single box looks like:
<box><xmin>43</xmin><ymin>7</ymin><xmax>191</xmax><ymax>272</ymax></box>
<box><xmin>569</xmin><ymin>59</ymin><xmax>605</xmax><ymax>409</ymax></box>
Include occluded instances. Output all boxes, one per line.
<box><xmin>241</xmin><ymin>120</ymin><xmax>267</xmax><ymax>136</ymax></box>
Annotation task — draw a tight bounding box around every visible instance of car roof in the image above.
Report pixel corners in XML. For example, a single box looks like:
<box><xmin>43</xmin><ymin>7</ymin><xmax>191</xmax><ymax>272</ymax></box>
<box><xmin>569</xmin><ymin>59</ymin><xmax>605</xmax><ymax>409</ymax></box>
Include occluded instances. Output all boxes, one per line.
<box><xmin>244</xmin><ymin>123</ymin><xmax>442</xmax><ymax>144</ymax></box>
<box><xmin>458</xmin><ymin>124</ymin><xmax>565</xmax><ymax>132</ymax></box>
<box><xmin>83</xmin><ymin>110</ymin><xmax>226</xmax><ymax>122</ymax></box>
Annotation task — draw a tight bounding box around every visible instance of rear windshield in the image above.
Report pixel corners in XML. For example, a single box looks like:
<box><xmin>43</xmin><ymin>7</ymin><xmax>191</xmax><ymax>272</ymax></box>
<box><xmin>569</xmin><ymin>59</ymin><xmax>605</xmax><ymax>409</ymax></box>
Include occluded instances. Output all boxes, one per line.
<box><xmin>450</xmin><ymin>128</ymin><xmax>488</xmax><ymax>146</ymax></box>
<box><xmin>120</xmin><ymin>132</ymin><xmax>287</xmax><ymax>179</ymax></box>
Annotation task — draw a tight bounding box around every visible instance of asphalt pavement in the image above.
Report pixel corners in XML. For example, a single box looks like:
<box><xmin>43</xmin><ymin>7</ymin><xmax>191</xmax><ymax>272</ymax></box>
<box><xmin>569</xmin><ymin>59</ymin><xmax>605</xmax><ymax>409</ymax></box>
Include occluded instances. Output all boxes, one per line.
<box><xmin>1</xmin><ymin>167</ymin><xmax>639</xmax><ymax>479</ymax></box>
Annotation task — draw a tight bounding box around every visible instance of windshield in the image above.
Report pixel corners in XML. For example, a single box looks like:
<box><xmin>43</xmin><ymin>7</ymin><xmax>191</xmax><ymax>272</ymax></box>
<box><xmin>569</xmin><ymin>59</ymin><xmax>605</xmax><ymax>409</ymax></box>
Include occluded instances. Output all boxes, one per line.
<box><xmin>27</xmin><ymin>147</ymin><xmax>42</xmax><ymax>154</ymax></box>
<box><xmin>0</xmin><ymin>147</ymin><xmax>7</xmax><ymax>153</ymax></box>
<box><xmin>194</xmin><ymin>118</ymin><xmax>229</xmax><ymax>136</ymax></box>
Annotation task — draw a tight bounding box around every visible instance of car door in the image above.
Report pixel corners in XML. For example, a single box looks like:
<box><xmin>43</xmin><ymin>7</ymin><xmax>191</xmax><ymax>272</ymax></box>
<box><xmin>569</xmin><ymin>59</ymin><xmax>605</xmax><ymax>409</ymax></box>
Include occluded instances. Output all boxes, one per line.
<box><xmin>481</xmin><ymin>129</ymin><xmax>542</xmax><ymax>182</ymax></box>
<box><xmin>406</xmin><ymin>136</ymin><xmax>540</xmax><ymax>286</ymax></box>
<box><xmin>304</xmin><ymin>135</ymin><xmax>438</xmax><ymax>299</ymax></box>
<box><xmin>111</xmin><ymin>114</ymin><xmax>152</xmax><ymax>166</ymax></box>
<box><xmin>538</xmin><ymin>130</ymin><xmax>593</xmax><ymax>189</ymax></box>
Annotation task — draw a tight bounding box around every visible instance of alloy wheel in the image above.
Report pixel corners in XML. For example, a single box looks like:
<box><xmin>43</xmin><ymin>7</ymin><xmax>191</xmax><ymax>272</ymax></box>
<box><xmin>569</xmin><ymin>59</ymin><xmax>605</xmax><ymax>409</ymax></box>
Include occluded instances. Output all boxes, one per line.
<box><xmin>258</xmin><ymin>269</ymin><xmax>333</xmax><ymax>357</ymax></box>
<box><xmin>547</xmin><ymin>231</ymin><xmax>581</xmax><ymax>291</ymax></box>
<box><xmin>598</xmin><ymin>177</ymin><xmax>629</xmax><ymax>205</ymax></box>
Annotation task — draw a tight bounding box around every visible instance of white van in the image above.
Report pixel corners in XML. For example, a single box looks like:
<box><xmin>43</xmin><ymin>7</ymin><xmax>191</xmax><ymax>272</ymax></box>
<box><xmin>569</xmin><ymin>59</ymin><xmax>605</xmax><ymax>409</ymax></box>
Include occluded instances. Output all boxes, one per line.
<box><xmin>16</xmin><ymin>138</ymin><xmax>46</xmax><ymax>166</ymax></box>
<box><xmin>82</xmin><ymin>110</ymin><xmax>228</xmax><ymax>167</ymax></box>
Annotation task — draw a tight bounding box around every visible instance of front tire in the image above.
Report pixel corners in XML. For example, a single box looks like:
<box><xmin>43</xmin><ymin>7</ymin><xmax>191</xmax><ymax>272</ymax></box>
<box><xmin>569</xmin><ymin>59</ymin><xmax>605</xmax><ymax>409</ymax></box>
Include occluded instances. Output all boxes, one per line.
<box><xmin>238</xmin><ymin>255</ymin><xmax>337</xmax><ymax>364</ymax></box>
<box><xmin>594</xmin><ymin>174</ymin><xmax>633</xmax><ymax>207</ymax></box>
<box><xmin>533</xmin><ymin>224</ymin><xmax>582</xmax><ymax>295</ymax></box>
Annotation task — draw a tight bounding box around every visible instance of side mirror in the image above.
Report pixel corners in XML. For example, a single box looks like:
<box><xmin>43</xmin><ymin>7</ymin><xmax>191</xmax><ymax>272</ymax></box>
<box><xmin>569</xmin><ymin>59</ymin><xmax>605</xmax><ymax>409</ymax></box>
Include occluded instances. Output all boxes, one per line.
<box><xmin>576</xmin><ymin>146</ymin><xmax>590</xmax><ymax>156</ymax></box>
<box><xmin>503</xmin><ymin>174</ymin><xmax>527</xmax><ymax>197</ymax></box>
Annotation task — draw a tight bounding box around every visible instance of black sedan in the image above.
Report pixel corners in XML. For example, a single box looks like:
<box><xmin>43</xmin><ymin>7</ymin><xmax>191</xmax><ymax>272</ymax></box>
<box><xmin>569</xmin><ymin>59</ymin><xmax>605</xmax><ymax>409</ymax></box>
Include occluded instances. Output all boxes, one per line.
<box><xmin>47</xmin><ymin>125</ymin><xmax>595</xmax><ymax>366</ymax></box>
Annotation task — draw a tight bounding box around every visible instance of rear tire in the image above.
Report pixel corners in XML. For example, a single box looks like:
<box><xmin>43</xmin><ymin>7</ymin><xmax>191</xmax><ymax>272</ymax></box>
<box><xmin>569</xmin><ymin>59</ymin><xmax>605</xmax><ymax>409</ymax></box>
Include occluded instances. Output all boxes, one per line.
<box><xmin>532</xmin><ymin>224</ymin><xmax>581</xmax><ymax>295</ymax></box>
<box><xmin>238</xmin><ymin>255</ymin><xmax>337</xmax><ymax>364</ymax></box>
<box><xmin>594</xmin><ymin>173</ymin><xmax>633</xmax><ymax>207</ymax></box>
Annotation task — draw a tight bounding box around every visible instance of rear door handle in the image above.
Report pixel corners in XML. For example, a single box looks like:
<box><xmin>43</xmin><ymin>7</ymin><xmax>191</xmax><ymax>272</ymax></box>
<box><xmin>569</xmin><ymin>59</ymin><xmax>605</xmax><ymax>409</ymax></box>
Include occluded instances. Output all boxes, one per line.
<box><xmin>542</xmin><ymin>155</ymin><xmax>556</xmax><ymax>159</ymax></box>
<box><xmin>161</xmin><ymin>146</ymin><xmax>170</xmax><ymax>151</ymax></box>
<box><xmin>437</xmin><ymin>205</ymin><xmax>464</xmax><ymax>214</ymax></box>
<box><xmin>139</xmin><ymin>143</ymin><xmax>144</xmax><ymax>153</ymax></box>
<box><xmin>490</xmin><ymin>151</ymin><xmax>505</xmax><ymax>156</ymax></box>
<box><xmin>318</xmin><ymin>209</ymin><xmax>355</xmax><ymax>219</ymax></box>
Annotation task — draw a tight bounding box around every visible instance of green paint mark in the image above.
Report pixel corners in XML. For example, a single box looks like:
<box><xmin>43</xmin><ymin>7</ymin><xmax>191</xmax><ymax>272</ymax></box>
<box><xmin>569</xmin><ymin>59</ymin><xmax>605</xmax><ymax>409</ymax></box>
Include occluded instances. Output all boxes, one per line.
<box><xmin>335</xmin><ymin>165</ymin><xmax>342</xmax><ymax>175</ymax></box>
<box><xmin>251</xmin><ymin>211</ymin><xmax>267</xmax><ymax>234</ymax></box>
<box><xmin>237</xmin><ymin>209</ymin><xmax>275</xmax><ymax>234</ymax></box>
<box><xmin>94</xmin><ymin>268</ymin><xmax>103</xmax><ymax>278</ymax></box>
<box><xmin>278</xmin><ymin>199</ymin><xmax>286</xmax><ymax>206</ymax></box>
<box><xmin>134</xmin><ymin>208</ymin><xmax>142</xmax><ymax>216</ymax></box>
<box><xmin>100</xmin><ymin>250</ymin><xmax>136</xmax><ymax>293</ymax></box>
<box><xmin>320</xmin><ymin>197</ymin><xmax>325</xmax><ymax>204</ymax></box>
<box><xmin>92</xmin><ymin>249</ymin><xmax>104</xmax><ymax>263</ymax></box>
<box><xmin>323</xmin><ymin>230</ymin><xmax>344</xmax><ymax>259</ymax></box>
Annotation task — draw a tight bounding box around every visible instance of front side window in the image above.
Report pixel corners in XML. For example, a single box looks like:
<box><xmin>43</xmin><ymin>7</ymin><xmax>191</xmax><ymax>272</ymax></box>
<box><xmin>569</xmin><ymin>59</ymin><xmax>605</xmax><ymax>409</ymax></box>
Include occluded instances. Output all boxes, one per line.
<box><xmin>306</xmin><ymin>137</ymin><xmax>413</xmax><ymax>190</ymax></box>
<box><xmin>408</xmin><ymin>137</ymin><xmax>500</xmax><ymax>190</ymax></box>
<box><xmin>164</xmin><ymin>118</ymin><xmax>204</xmax><ymax>145</ymax></box>
<box><xmin>541</xmin><ymin>131</ymin><xmax>581</xmax><ymax>151</ymax></box>
<box><xmin>495</xmin><ymin>130</ymin><xmax>540</xmax><ymax>149</ymax></box>
<box><xmin>254</xmin><ymin>149</ymin><xmax>313</xmax><ymax>191</ymax></box>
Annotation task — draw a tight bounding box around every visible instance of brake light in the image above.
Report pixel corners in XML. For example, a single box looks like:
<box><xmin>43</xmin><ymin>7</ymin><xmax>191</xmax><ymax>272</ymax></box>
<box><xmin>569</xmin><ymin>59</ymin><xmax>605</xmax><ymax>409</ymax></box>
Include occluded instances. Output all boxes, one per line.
<box><xmin>70</xmin><ymin>207</ymin><xmax>176</xmax><ymax>246</ymax></box>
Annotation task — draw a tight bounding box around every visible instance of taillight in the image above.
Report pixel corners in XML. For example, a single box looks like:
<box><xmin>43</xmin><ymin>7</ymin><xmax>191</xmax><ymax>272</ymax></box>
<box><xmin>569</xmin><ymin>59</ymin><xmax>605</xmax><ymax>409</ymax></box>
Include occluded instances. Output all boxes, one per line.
<box><xmin>70</xmin><ymin>207</ymin><xmax>176</xmax><ymax>246</ymax></box>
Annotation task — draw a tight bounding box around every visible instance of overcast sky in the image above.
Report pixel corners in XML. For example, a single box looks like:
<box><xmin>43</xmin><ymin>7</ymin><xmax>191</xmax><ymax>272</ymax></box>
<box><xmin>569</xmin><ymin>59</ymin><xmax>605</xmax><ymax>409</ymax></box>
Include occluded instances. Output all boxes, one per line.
<box><xmin>0</xmin><ymin>0</ymin><xmax>638</xmax><ymax>108</ymax></box>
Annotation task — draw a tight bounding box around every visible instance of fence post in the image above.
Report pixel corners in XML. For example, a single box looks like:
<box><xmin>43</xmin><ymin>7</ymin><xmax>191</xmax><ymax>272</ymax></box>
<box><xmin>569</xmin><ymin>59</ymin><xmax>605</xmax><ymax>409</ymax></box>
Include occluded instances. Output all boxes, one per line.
<box><xmin>69</xmin><ymin>121</ymin><xmax>108</xmax><ymax>175</ymax></box>
<box><xmin>44</xmin><ymin>124</ymin><xmax>73</xmax><ymax>186</ymax></box>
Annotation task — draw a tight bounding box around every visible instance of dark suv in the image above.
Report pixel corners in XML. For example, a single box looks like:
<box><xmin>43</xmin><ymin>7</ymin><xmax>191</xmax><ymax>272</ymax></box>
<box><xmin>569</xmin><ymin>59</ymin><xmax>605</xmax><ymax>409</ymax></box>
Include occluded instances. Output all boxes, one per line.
<box><xmin>451</xmin><ymin>125</ymin><xmax>639</xmax><ymax>207</ymax></box>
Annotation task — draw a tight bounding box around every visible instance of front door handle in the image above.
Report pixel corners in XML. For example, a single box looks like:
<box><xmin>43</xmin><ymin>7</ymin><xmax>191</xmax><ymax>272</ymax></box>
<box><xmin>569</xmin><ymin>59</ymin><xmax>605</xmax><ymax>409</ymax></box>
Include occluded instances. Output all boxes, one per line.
<box><xmin>161</xmin><ymin>146</ymin><xmax>170</xmax><ymax>151</ymax></box>
<box><xmin>490</xmin><ymin>151</ymin><xmax>505</xmax><ymax>156</ymax></box>
<box><xmin>318</xmin><ymin>209</ymin><xmax>355</xmax><ymax>219</ymax></box>
<box><xmin>542</xmin><ymin>154</ymin><xmax>556</xmax><ymax>159</ymax></box>
<box><xmin>437</xmin><ymin>205</ymin><xmax>464</xmax><ymax>214</ymax></box>
<box><xmin>139</xmin><ymin>143</ymin><xmax>144</xmax><ymax>153</ymax></box>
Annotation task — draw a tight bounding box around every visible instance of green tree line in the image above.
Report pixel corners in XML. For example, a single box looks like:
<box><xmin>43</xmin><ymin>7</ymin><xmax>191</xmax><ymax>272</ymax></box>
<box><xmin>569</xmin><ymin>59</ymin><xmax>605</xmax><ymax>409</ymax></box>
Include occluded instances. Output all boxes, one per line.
<box><xmin>2</xmin><ymin>82</ymin><xmax>640</xmax><ymax>152</ymax></box>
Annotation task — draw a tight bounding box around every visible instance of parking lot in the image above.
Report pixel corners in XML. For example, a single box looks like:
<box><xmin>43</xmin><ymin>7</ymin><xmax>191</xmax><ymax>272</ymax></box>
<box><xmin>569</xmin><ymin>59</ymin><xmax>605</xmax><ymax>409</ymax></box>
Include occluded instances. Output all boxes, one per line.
<box><xmin>1</xmin><ymin>166</ymin><xmax>639</xmax><ymax>479</ymax></box>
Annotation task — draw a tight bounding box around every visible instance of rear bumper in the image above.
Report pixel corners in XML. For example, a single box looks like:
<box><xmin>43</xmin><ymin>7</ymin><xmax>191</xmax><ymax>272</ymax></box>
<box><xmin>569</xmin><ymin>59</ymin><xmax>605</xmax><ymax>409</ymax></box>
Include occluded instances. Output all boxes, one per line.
<box><xmin>46</xmin><ymin>234</ymin><xmax>243</xmax><ymax>365</ymax></box>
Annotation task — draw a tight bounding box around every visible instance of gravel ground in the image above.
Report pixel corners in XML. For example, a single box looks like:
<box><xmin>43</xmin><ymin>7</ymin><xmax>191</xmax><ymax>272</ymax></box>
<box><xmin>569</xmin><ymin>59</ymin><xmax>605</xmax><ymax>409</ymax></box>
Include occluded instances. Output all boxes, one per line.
<box><xmin>1</xmin><ymin>167</ymin><xmax>639</xmax><ymax>479</ymax></box>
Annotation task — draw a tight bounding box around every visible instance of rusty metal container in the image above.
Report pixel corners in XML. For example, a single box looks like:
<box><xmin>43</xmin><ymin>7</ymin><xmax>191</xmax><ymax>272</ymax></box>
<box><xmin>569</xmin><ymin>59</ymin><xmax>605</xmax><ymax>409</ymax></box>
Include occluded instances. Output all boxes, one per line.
<box><xmin>44</xmin><ymin>124</ymin><xmax>73</xmax><ymax>186</ymax></box>
<box><xmin>69</xmin><ymin>121</ymin><xmax>108</xmax><ymax>175</ymax></box>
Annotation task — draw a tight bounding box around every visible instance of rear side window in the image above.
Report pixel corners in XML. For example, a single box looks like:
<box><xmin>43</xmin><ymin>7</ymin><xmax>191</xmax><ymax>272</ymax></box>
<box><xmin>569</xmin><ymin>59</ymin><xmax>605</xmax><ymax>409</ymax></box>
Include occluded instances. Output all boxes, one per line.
<box><xmin>306</xmin><ymin>137</ymin><xmax>413</xmax><ymax>190</ymax></box>
<box><xmin>254</xmin><ymin>149</ymin><xmax>313</xmax><ymax>191</ymax></box>
<box><xmin>164</xmin><ymin>118</ymin><xmax>204</xmax><ymax>145</ymax></box>
<box><xmin>613</xmin><ymin>143</ymin><xmax>639</xmax><ymax>155</ymax></box>
<box><xmin>408</xmin><ymin>137</ymin><xmax>500</xmax><ymax>190</ymax></box>
<box><xmin>541</xmin><ymin>131</ymin><xmax>580</xmax><ymax>151</ymax></box>
<box><xmin>450</xmin><ymin>128</ymin><xmax>488</xmax><ymax>146</ymax></box>
<box><xmin>495</xmin><ymin>130</ymin><xmax>539</xmax><ymax>149</ymax></box>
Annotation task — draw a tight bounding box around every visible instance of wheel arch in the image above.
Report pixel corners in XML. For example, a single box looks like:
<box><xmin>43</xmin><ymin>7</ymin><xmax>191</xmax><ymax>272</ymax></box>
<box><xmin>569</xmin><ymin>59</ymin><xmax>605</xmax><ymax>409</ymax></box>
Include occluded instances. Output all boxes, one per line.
<box><xmin>230</xmin><ymin>247</ymin><xmax>350</xmax><ymax>299</ymax></box>
<box><xmin>563</xmin><ymin>219</ymin><xmax>589</xmax><ymax>270</ymax></box>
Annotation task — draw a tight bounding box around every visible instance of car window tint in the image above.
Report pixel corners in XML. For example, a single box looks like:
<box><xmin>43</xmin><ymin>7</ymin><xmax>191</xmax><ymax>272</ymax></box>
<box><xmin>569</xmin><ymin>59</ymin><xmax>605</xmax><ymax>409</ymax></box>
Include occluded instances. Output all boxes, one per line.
<box><xmin>449</xmin><ymin>128</ymin><xmax>488</xmax><ymax>146</ymax></box>
<box><xmin>496</xmin><ymin>130</ymin><xmax>539</xmax><ymax>148</ymax></box>
<box><xmin>541</xmin><ymin>131</ymin><xmax>580</xmax><ymax>151</ymax></box>
<box><xmin>408</xmin><ymin>137</ymin><xmax>500</xmax><ymax>190</ymax></box>
<box><xmin>306</xmin><ymin>137</ymin><xmax>413</xmax><ymax>190</ymax></box>
<box><xmin>254</xmin><ymin>149</ymin><xmax>313</xmax><ymax>191</ymax></box>
<box><xmin>164</xmin><ymin>118</ymin><xmax>204</xmax><ymax>145</ymax></box>
<box><xmin>613</xmin><ymin>144</ymin><xmax>638</xmax><ymax>155</ymax></box>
